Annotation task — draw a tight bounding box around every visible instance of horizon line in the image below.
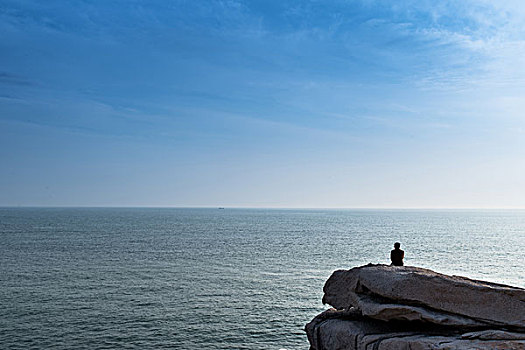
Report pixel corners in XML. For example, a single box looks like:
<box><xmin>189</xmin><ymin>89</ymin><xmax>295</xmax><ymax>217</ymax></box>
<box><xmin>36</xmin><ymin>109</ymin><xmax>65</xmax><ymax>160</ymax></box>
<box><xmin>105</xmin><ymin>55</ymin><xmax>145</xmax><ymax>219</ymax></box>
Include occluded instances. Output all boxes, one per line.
<box><xmin>2</xmin><ymin>205</ymin><xmax>525</xmax><ymax>210</ymax></box>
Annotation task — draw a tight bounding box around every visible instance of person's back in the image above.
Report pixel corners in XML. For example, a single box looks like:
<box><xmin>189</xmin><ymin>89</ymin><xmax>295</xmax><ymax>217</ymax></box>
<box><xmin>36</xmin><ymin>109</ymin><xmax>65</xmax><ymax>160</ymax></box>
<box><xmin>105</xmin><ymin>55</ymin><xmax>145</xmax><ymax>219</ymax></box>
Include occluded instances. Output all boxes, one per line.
<box><xmin>390</xmin><ymin>242</ymin><xmax>404</xmax><ymax>266</ymax></box>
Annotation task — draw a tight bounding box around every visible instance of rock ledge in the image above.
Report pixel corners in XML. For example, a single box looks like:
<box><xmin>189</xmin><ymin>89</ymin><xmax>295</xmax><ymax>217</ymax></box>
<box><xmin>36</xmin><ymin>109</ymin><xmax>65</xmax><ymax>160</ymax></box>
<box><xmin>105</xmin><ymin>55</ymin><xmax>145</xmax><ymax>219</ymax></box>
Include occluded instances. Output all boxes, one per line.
<box><xmin>306</xmin><ymin>264</ymin><xmax>525</xmax><ymax>349</ymax></box>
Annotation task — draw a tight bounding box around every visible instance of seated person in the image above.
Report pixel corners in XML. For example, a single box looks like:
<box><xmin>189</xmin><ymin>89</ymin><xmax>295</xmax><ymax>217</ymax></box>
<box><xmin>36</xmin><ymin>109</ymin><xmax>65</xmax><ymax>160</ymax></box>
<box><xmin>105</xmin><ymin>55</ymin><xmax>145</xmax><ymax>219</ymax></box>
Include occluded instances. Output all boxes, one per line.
<box><xmin>390</xmin><ymin>242</ymin><xmax>404</xmax><ymax>266</ymax></box>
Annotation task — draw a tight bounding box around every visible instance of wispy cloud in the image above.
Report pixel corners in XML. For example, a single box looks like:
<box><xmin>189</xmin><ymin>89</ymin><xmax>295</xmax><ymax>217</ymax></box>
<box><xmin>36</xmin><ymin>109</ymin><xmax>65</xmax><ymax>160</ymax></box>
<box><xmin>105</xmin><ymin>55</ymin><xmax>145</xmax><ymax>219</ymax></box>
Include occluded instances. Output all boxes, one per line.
<box><xmin>0</xmin><ymin>72</ymin><xmax>34</xmax><ymax>86</ymax></box>
<box><xmin>385</xmin><ymin>1</ymin><xmax>525</xmax><ymax>89</ymax></box>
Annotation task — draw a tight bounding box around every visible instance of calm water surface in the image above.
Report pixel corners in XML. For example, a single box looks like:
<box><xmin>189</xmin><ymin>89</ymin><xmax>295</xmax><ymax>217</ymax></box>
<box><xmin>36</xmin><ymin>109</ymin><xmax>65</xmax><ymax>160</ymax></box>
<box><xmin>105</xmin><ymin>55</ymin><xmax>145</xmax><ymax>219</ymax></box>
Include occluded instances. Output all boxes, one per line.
<box><xmin>1</xmin><ymin>208</ymin><xmax>524</xmax><ymax>349</ymax></box>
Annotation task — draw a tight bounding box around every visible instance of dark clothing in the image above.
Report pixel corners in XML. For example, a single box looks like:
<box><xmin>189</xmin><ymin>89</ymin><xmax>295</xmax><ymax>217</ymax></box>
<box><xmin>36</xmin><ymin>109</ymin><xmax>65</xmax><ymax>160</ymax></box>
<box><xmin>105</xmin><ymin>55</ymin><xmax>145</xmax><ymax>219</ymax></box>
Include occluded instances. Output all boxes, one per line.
<box><xmin>390</xmin><ymin>248</ymin><xmax>404</xmax><ymax>266</ymax></box>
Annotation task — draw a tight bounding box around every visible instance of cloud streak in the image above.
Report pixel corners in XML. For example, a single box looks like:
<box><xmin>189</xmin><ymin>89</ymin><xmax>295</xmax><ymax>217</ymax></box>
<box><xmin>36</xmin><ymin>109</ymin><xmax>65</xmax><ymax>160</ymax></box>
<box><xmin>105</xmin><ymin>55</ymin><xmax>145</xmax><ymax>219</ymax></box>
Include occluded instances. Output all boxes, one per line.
<box><xmin>0</xmin><ymin>72</ymin><xmax>34</xmax><ymax>86</ymax></box>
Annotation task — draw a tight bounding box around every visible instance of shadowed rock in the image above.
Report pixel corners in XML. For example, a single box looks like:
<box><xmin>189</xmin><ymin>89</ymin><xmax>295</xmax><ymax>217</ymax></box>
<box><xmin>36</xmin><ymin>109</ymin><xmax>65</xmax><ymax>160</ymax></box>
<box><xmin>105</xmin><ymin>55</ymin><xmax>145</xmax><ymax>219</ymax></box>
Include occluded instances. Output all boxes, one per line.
<box><xmin>306</xmin><ymin>316</ymin><xmax>525</xmax><ymax>350</ymax></box>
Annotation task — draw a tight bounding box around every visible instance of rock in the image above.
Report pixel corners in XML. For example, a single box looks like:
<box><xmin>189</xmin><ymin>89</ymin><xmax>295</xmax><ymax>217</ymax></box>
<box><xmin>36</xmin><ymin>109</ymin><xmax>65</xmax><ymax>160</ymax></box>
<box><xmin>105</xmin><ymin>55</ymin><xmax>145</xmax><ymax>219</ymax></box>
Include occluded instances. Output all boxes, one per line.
<box><xmin>306</xmin><ymin>264</ymin><xmax>525</xmax><ymax>349</ymax></box>
<box><xmin>461</xmin><ymin>330</ymin><xmax>525</xmax><ymax>340</ymax></box>
<box><xmin>377</xmin><ymin>335</ymin><xmax>525</xmax><ymax>350</ymax></box>
<box><xmin>306</xmin><ymin>310</ymin><xmax>418</xmax><ymax>350</ymax></box>
<box><xmin>353</xmin><ymin>294</ymin><xmax>487</xmax><ymax>327</ymax></box>
<box><xmin>323</xmin><ymin>264</ymin><xmax>525</xmax><ymax>329</ymax></box>
<box><xmin>307</xmin><ymin>316</ymin><xmax>525</xmax><ymax>349</ymax></box>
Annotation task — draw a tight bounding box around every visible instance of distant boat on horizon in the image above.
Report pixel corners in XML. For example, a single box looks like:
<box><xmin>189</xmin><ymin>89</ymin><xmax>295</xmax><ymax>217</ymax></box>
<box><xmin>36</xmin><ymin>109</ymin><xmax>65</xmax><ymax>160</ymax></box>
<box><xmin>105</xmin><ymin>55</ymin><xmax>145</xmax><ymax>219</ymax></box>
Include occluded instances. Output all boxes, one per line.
<box><xmin>218</xmin><ymin>207</ymin><xmax>225</xmax><ymax>209</ymax></box>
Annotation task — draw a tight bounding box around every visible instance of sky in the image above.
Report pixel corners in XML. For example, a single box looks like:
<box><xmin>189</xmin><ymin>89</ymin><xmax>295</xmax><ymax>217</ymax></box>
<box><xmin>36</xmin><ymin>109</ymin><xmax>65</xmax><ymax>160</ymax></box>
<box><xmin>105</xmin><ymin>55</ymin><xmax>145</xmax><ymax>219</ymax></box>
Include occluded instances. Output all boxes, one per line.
<box><xmin>1</xmin><ymin>0</ymin><xmax>525</xmax><ymax>208</ymax></box>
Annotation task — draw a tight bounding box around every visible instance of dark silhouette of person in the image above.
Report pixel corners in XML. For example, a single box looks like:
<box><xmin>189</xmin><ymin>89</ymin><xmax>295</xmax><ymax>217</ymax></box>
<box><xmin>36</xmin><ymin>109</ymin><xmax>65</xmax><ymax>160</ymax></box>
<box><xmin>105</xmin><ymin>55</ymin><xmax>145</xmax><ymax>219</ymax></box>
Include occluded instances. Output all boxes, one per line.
<box><xmin>390</xmin><ymin>242</ymin><xmax>404</xmax><ymax>266</ymax></box>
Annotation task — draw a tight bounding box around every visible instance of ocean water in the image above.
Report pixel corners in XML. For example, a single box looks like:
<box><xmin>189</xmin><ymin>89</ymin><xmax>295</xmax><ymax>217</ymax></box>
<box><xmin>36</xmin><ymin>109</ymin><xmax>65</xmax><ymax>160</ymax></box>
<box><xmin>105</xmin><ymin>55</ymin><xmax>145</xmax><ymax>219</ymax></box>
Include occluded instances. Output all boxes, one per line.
<box><xmin>1</xmin><ymin>208</ymin><xmax>524</xmax><ymax>349</ymax></box>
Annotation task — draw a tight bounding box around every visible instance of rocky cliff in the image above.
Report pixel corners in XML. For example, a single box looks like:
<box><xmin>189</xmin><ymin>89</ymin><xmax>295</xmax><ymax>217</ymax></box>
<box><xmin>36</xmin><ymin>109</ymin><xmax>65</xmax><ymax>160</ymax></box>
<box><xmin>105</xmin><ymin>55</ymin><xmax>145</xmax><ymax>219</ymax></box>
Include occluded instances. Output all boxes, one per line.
<box><xmin>306</xmin><ymin>264</ymin><xmax>525</xmax><ymax>349</ymax></box>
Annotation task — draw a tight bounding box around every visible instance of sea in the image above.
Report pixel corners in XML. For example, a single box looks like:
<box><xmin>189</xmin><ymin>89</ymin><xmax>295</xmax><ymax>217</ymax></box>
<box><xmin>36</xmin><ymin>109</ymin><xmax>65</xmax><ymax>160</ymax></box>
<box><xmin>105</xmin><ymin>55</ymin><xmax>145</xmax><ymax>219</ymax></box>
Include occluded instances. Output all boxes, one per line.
<box><xmin>1</xmin><ymin>208</ymin><xmax>524</xmax><ymax>349</ymax></box>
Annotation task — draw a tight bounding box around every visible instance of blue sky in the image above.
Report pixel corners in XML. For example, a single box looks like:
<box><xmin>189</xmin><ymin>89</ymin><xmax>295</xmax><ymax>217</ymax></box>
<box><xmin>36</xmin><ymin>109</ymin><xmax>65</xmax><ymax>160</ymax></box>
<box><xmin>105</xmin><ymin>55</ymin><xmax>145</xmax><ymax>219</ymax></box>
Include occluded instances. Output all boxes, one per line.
<box><xmin>1</xmin><ymin>0</ymin><xmax>525</xmax><ymax>207</ymax></box>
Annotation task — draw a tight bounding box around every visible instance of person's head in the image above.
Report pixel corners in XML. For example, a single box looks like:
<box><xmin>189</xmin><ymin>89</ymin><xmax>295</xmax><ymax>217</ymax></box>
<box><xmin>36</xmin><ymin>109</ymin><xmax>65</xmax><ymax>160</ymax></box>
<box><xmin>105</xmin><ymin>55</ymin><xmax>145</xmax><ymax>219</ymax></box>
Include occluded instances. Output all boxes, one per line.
<box><xmin>394</xmin><ymin>242</ymin><xmax>401</xmax><ymax>249</ymax></box>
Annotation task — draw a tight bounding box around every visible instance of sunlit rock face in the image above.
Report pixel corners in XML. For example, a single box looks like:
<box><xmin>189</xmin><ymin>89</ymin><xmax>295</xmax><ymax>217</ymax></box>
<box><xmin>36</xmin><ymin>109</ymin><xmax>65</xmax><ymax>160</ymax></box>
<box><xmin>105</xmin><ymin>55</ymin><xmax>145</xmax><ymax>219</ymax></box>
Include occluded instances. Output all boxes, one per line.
<box><xmin>306</xmin><ymin>264</ymin><xmax>525</xmax><ymax>350</ymax></box>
